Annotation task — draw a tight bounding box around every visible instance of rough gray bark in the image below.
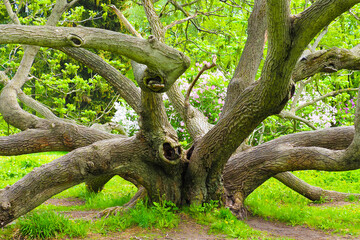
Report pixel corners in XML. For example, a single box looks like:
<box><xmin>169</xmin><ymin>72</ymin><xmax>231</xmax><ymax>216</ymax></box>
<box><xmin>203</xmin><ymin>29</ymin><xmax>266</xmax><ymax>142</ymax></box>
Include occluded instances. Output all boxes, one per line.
<box><xmin>293</xmin><ymin>45</ymin><xmax>360</xmax><ymax>82</ymax></box>
<box><xmin>0</xmin><ymin>25</ymin><xmax>190</xmax><ymax>93</ymax></box>
<box><xmin>224</xmin><ymin>126</ymin><xmax>356</xmax><ymax>215</ymax></box>
<box><xmin>0</xmin><ymin>0</ymin><xmax>360</xmax><ymax>226</ymax></box>
<box><xmin>222</xmin><ymin>0</ymin><xmax>267</xmax><ymax>116</ymax></box>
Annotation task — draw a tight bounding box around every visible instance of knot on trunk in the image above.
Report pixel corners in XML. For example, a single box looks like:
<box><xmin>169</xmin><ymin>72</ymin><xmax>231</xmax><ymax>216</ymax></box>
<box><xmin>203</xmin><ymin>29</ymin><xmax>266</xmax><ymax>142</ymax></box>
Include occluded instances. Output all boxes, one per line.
<box><xmin>1</xmin><ymin>201</ymin><xmax>11</xmax><ymax>211</ymax></box>
<box><xmin>135</xmin><ymin>66</ymin><xmax>167</xmax><ymax>93</ymax></box>
<box><xmin>160</xmin><ymin>142</ymin><xmax>181</xmax><ymax>164</ymax></box>
<box><xmin>162</xmin><ymin>143</ymin><xmax>181</xmax><ymax>161</ymax></box>
<box><xmin>66</xmin><ymin>33</ymin><xmax>84</xmax><ymax>47</ymax></box>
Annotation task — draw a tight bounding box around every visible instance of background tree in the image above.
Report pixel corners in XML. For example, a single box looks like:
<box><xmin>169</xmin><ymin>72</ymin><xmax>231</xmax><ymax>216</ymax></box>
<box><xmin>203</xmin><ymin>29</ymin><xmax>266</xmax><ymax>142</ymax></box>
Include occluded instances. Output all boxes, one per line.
<box><xmin>0</xmin><ymin>0</ymin><xmax>360</xmax><ymax>227</ymax></box>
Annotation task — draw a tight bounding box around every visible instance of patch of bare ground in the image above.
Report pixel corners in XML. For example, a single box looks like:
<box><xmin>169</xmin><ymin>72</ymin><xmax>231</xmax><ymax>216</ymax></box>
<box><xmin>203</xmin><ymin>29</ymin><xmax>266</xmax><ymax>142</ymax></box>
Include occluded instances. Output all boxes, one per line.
<box><xmin>71</xmin><ymin>215</ymin><xmax>233</xmax><ymax>240</ymax></box>
<box><xmin>308</xmin><ymin>201</ymin><xmax>355</xmax><ymax>208</ymax></box>
<box><xmin>60</xmin><ymin>210</ymin><xmax>99</xmax><ymax>220</ymax></box>
<box><xmin>245</xmin><ymin>216</ymin><xmax>355</xmax><ymax>240</ymax></box>
<box><xmin>44</xmin><ymin>197</ymin><xmax>86</xmax><ymax>207</ymax></box>
<box><xmin>46</xmin><ymin>198</ymin><xmax>357</xmax><ymax>240</ymax></box>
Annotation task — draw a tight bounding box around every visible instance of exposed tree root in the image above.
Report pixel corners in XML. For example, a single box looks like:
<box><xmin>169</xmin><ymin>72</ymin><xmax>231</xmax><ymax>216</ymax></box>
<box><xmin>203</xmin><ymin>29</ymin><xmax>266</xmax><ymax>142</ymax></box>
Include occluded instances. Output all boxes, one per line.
<box><xmin>225</xmin><ymin>191</ymin><xmax>251</xmax><ymax>220</ymax></box>
<box><xmin>98</xmin><ymin>187</ymin><xmax>147</xmax><ymax>218</ymax></box>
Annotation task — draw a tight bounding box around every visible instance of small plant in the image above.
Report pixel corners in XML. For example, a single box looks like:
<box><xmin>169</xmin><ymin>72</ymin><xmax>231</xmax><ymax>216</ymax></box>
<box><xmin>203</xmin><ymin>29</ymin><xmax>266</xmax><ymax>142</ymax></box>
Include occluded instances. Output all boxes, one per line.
<box><xmin>187</xmin><ymin>203</ymin><xmax>206</xmax><ymax>215</ymax></box>
<box><xmin>346</xmin><ymin>194</ymin><xmax>359</xmax><ymax>202</ymax></box>
<box><xmin>313</xmin><ymin>195</ymin><xmax>328</xmax><ymax>204</ymax></box>
<box><xmin>95</xmin><ymin>200</ymin><xmax>180</xmax><ymax>233</ymax></box>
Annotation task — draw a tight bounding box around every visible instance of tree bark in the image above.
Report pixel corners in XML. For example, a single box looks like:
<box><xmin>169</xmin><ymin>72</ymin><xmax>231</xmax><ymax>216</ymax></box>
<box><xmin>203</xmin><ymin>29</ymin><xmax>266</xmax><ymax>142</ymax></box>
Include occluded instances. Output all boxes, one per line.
<box><xmin>1</xmin><ymin>0</ymin><xmax>360</xmax><ymax>226</ymax></box>
<box><xmin>0</xmin><ymin>137</ymin><xmax>150</xmax><ymax>227</ymax></box>
<box><xmin>223</xmin><ymin>126</ymin><xmax>355</xmax><ymax>217</ymax></box>
<box><xmin>0</xmin><ymin>24</ymin><xmax>190</xmax><ymax>92</ymax></box>
<box><xmin>274</xmin><ymin>172</ymin><xmax>360</xmax><ymax>202</ymax></box>
<box><xmin>293</xmin><ymin>46</ymin><xmax>360</xmax><ymax>82</ymax></box>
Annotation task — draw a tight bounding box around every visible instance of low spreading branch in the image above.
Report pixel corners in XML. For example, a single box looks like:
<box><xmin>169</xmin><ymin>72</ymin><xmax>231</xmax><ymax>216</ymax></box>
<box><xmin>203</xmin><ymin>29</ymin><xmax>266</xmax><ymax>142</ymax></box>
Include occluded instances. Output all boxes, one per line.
<box><xmin>275</xmin><ymin>172</ymin><xmax>360</xmax><ymax>202</ymax></box>
<box><xmin>0</xmin><ymin>137</ymin><xmax>150</xmax><ymax>226</ymax></box>
<box><xmin>224</xmin><ymin>126</ymin><xmax>355</xmax><ymax>216</ymax></box>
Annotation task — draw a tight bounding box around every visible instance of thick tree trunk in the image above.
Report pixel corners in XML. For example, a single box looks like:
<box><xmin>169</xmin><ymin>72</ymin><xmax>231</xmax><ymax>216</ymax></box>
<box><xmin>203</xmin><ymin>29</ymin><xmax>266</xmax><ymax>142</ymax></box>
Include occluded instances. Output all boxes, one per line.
<box><xmin>1</xmin><ymin>0</ymin><xmax>360</xmax><ymax>227</ymax></box>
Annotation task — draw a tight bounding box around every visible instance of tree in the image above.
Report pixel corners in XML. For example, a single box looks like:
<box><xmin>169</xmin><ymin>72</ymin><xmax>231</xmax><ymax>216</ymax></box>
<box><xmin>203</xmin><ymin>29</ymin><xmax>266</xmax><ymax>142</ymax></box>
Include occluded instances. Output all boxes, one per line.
<box><xmin>0</xmin><ymin>0</ymin><xmax>360</xmax><ymax>227</ymax></box>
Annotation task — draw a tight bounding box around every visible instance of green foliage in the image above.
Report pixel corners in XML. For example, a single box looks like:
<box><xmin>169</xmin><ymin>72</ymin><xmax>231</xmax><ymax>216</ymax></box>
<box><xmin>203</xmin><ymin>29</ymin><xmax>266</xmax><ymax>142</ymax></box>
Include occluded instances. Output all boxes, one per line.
<box><xmin>0</xmin><ymin>0</ymin><xmax>131</xmax><ymax>127</ymax></box>
<box><xmin>184</xmin><ymin>202</ymin><xmax>265</xmax><ymax>239</ymax></box>
<box><xmin>1</xmin><ymin>153</ymin><xmax>360</xmax><ymax>238</ymax></box>
<box><xmin>94</xmin><ymin>200</ymin><xmax>180</xmax><ymax>234</ymax></box>
<box><xmin>16</xmin><ymin>211</ymin><xmax>87</xmax><ymax>239</ymax></box>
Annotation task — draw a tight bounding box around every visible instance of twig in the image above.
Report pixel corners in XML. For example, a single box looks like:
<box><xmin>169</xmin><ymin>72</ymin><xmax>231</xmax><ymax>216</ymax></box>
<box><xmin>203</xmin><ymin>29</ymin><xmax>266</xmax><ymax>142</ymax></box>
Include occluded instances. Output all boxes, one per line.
<box><xmin>181</xmin><ymin>0</ymin><xmax>199</xmax><ymax>7</ymax></box>
<box><xmin>110</xmin><ymin>5</ymin><xmax>143</xmax><ymax>38</ymax></box>
<box><xmin>290</xmin><ymin>78</ymin><xmax>314</xmax><ymax>112</ymax></box>
<box><xmin>220</xmin><ymin>0</ymin><xmax>243</xmax><ymax>8</ymax></box>
<box><xmin>94</xmin><ymin>94</ymin><xmax>120</xmax><ymax>122</ymax></box>
<box><xmin>295</xmin><ymin>88</ymin><xmax>359</xmax><ymax>111</ymax></box>
<box><xmin>278</xmin><ymin>111</ymin><xmax>317</xmax><ymax>130</ymax></box>
<box><xmin>169</xmin><ymin>0</ymin><xmax>219</xmax><ymax>35</ymax></box>
<box><xmin>67</xmin><ymin>0</ymin><xmax>80</xmax><ymax>8</ymax></box>
<box><xmin>164</xmin><ymin>13</ymin><xmax>198</xmax><ymax>31</ymax></box>
<box><xmin>184</xmin><ymin>55</ymin><xmax>217</xmax><ymax>113</ymax></box>
<box><xmin>349</xmin><ymin>9</ymin><xmax>360</xmax><ymax>21</ymax></box>
<box><xmin>310</xmin><ymin>26</ymin><xmax>328</xmax><ymax>52</ymax></box>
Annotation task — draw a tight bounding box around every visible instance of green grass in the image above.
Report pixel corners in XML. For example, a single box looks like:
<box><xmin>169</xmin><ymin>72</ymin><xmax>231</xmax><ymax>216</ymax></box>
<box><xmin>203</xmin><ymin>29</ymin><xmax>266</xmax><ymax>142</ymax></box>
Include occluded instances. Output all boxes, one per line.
<box><xmin>1</xmin><ymin>153</ymin><xmax>360</xmax><ymax>239</ymax></box>
<box><xmin>0</xmin><ymin>152</ymin><xmax>66</xmax><ymax>187</ymax></box>
<box><xmin>245</xmin><ymin>170</ymin><xmax>360</xmax><ymax>236</ymax></box>
<box><xmin>16</xmin><ymin>211</ymin><xmax>88</xmax><ymax>239</ymax></box>
<box><xmin>184</xmin><ymin>201</ymin><xmax>270</xmax><ymax>239</ymax></box>
<box><xmin>93</xmin><ymin>200</ymin><xmax>180</xmax><ymax>234</ymax></box>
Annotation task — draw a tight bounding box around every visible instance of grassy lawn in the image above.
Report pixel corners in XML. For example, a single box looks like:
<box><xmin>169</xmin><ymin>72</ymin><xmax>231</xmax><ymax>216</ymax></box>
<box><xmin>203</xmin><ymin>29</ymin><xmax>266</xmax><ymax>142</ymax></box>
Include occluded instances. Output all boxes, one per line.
<box><xmin>0</xmin><ymin>152</ymin><xmax>359</xmax><ymax>239</ymax></box>
<box><xmin>246</xmin><ymin>170</ymin><xmax>360</xmax><ymax>236</ymax></box>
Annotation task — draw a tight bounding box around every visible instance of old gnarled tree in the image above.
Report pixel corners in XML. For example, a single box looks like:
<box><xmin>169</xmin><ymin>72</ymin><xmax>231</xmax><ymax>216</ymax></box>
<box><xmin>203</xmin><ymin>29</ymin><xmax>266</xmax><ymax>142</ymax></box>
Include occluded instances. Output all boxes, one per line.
<box><xmin>1</xmin><ymin>0</ymin><xmax>360</xmax><ymax>227</ymax></box>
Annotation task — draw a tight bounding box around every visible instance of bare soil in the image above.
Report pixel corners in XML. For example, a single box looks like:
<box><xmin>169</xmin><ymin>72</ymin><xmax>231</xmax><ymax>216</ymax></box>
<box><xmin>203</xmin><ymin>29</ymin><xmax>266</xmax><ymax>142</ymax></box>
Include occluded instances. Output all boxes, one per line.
<box><xmin>73</xmin><ymin>214</ymin><xmax>233</xmax><ymax>240</ymax></box>
<box><xmin>44</xmin><ymin>198</ymin><xmax>86</xmax><ymax>207</ymax></box>
<box><xmin>47</xmin><ymin>198</ymin><xmax>357</xmax><ymax>240</ymax></box>
<box><xmin>245</xmin><ymin>217</ymin><xmax>354</xmax><ymax>240</ymax></box>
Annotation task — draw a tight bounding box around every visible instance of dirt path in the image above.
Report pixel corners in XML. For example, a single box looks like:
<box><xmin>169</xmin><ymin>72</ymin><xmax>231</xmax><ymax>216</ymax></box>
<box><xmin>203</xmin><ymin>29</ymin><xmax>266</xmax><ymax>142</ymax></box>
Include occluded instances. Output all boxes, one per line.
<box><xmin>79</xmin><ymin>215</ymin><xmax>233</xmax><ymax>240</ymax></box>
<box><xmin>245</xmin><ymin>217</ymin><xmax>354</xmax><ymax>240</ymax></box>
<box><xmin>45</xmin><ymin>198</ymin><xmax>356</xmax><ymax>240</ymax></box>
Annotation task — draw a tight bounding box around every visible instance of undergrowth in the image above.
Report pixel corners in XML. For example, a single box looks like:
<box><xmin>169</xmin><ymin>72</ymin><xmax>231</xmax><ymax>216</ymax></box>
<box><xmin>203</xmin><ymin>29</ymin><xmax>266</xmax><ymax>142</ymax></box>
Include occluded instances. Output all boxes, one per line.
<box><xmin>15</xmin><ymin>211</ymin><xmax>87</xmax><ymax>239</ymax></box>
<box><xmin>0</xmin><ymin>153</ymin><xmax>360</xmax><ymax>239</ymax></box>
